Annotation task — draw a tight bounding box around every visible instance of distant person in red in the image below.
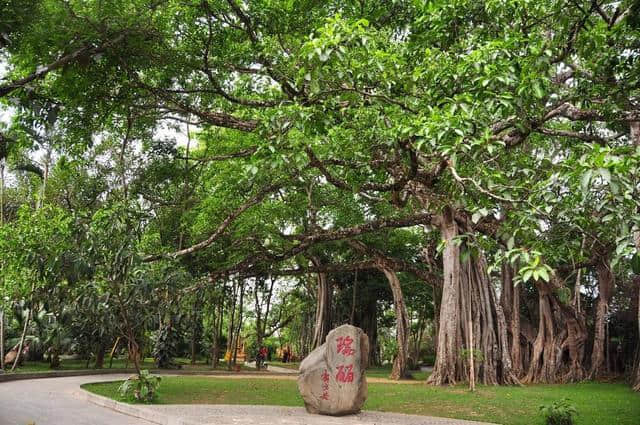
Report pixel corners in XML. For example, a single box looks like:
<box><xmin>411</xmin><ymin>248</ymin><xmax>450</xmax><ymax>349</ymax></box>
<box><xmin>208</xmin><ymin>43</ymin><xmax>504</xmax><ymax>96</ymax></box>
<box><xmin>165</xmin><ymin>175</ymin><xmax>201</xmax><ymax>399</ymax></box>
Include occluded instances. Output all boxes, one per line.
<box><xmin>257</xmin><ymin>346</ymin><xmax>268</xmax><ymax>369</ymax></box>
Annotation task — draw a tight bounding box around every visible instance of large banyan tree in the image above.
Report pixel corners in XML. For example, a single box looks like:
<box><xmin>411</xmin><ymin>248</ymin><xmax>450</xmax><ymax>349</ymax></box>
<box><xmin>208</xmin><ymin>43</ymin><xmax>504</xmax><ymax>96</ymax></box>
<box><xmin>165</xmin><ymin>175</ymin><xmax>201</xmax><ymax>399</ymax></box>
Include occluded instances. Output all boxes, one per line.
<box><xmin>1</xmin><ymin>0</ymin><xmax>640</xmax><ymax>388</ymax></box>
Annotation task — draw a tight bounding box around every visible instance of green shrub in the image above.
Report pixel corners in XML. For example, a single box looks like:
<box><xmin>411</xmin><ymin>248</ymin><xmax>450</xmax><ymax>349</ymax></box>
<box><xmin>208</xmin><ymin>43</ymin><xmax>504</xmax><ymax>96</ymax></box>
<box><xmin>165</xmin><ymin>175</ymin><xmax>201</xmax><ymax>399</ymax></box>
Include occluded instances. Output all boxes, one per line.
<box><xmin>540</xmin><ymin>399</ymin><xmax>577</xmax><ymax>425</ymax></box>
<box><xmin>118</xmin><ymin>370</ymin><xmax>161</xmax><ymax>402</ymax></box>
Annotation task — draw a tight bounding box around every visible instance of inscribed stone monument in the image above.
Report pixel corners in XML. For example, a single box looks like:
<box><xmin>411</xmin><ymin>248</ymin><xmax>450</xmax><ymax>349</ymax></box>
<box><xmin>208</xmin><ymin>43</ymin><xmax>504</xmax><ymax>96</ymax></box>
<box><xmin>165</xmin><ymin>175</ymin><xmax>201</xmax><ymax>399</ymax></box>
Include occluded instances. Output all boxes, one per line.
<box><xmin>297</xmin><ymin>324</ymin><xmax>369</xmax><ymax>415</ymax></box>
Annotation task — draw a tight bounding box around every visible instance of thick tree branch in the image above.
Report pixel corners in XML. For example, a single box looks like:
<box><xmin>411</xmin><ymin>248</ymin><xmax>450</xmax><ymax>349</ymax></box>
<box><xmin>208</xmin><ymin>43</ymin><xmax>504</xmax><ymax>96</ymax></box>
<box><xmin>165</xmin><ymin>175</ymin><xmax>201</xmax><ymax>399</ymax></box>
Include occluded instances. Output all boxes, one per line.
<box><xmin>139</xmin><ymin>83</ymin><xmax>259</xmax><ymax>132</ymax></box>
<box><xmin>204</xmin><ymin>211</ymin><xmax>433</xmax><ymax>280</ymax></box>
<box><xmin>545</xmin><ymin>102</ymin><xmax>640</xmax><ymax>122</ymax></box>
<box><xmin>306</xmin><ymin>145</ymin><xmax>417</xmax><ymax>192</ymax></box>
<box><xmin>0</xmin><ymin>32</ymin><xmax>129</xmax><ymax>98</ymax></box>
<box><xmin>242</xmin><ymin>260</ymin><xmax>377</xmax><ymax>277</ymax></box>
<box><xmin>536</xmin><ymin>127</ymin><xmax>623</xmax><ymax>145</ymax></box>
<box><xmin>287</xmin><ymin>212</ymin><xmax>432</xmax><ymax>244</ymax></box>
<box><xmin>143</xmin><ymin>180</ymin><xmax>283</xmax><ymax>261</ymax></box>
<box><xmin>347</xmin><ymin>239</ymin><xmax>437</xmax><ymax>286</ymax></box>
<box><xmin>449</xmin><ymin>163</ymin><xmax>515</xmax><ymax>203</ymax></box>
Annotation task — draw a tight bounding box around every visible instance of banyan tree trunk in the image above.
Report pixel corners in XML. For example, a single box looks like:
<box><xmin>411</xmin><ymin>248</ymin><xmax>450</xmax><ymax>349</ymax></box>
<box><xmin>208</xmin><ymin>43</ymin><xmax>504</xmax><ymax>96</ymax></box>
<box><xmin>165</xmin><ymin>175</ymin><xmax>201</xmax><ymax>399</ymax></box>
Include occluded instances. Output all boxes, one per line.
<box><xmin>501</xmin><ymin>263</ymin><xmax>523</xmax><ymax>376</ymax></box>
<box><xmin>428</xmin><ymin>208</ymin><xmax>519</xmax><ymax>386</ymax></box>
<box><xmin>523</xmin><ymin>277</ymin><xmax>587</xmax><ymax>383</ymax></box>
<box><xmin>381</xmin><ymin>267</ymin><xmax>410</xmax><ymax>380</ymax></box>
<box><xmin>589</xmin><ymin>257</ymin><xmax>615</xmax><ymax>379</ymax></box>
<box><xmin>311</xmin><ymin>260</ymin><xmax>332</xmax><ymax>349</ymax></box>
<box><xmin>428</xmin><ymin>209</ymin><xmax>461</xmax><ymax>385</ymax></box>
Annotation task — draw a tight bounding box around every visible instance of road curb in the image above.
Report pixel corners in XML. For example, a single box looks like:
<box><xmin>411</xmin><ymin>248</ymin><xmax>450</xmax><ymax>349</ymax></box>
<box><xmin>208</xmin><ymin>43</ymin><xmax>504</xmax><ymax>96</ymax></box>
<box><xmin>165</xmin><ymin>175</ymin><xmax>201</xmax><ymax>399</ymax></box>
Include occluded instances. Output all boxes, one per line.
<box><xmin>77</xmin><ymin>388</ymin><xmax>201</xmax><ymax>425</ymax></box>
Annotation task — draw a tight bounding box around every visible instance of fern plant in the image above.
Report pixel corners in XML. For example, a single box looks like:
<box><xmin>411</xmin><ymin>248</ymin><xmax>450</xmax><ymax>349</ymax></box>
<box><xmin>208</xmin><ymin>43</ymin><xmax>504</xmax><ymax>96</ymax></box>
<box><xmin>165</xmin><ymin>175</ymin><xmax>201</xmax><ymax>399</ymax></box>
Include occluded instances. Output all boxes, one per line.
<box><xmin>540</xmin><ymin>399</ymin><xmax>577</xmax><ymax>425</ymax></box>
<box><xmin>118</xmin><ymin>370</ymin><xmax>161</xmax><ymax>402</ymax></box>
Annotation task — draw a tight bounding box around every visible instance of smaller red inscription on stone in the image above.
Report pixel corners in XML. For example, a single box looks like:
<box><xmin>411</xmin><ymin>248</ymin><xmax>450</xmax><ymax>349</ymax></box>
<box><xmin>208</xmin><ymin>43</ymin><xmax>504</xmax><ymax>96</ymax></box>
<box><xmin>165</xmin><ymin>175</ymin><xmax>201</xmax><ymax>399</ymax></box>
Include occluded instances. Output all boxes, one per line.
<box><xmin>336</xmin><ymin>364</ymin><xmax>355</xmax><ymax>383</ymax></box>
<box><xmin>320</xmin><ymin>368</ymin><xmax>330</xmax><ymax>400</ymax></box>
<box><xmin>336</xmin><ymin>336</ymin><xmax>356</xmax><ymax>356</ymax></box>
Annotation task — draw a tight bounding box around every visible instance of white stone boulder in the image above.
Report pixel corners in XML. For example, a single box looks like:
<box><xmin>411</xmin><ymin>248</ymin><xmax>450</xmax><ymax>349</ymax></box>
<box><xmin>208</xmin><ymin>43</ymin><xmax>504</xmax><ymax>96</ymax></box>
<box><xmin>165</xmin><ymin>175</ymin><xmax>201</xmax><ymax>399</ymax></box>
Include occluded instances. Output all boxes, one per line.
<box><xmin>297</xmin><ymin>324</ymin><xmax>369</xmax><ymax>415</ymax></box>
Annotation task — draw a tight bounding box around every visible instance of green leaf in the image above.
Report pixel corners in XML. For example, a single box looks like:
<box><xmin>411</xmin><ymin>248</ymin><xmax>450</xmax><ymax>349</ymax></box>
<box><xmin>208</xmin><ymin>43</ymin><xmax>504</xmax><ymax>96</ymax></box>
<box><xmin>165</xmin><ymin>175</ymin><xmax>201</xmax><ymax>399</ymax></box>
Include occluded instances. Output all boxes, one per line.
<box><xmin>602</xmin><ymin>214</ymin><xmax>614</xmax><ymax>223</ymax></box>
<box><xmin>532</xmin><ymin>81</ymin><xmax>544</xmax><ymax>99</ymax></box>
<box><xmin>538</xmin><ymin>267</ymin><xmax>550</xmax><ymax>282</ymax></box>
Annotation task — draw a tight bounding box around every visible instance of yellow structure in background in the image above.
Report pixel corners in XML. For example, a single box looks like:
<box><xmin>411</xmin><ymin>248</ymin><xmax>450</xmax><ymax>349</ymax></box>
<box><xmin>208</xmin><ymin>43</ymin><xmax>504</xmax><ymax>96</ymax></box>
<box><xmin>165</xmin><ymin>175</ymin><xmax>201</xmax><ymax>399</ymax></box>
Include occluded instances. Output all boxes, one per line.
<box><xmin>224</xmin><ymin>336</ymin><xmax>247</xmax><ymax>364</ymax></box>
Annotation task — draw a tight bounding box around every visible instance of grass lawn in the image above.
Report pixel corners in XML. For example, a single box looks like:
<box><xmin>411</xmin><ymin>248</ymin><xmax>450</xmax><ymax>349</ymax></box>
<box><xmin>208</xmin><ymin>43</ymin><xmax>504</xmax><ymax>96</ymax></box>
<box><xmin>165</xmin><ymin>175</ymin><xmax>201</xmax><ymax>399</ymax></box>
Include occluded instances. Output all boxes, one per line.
<box><xmin>82</xmin><ymin>376</ymin><xmax>640</xmax><ymax>425</ymax></box>
<box><xmin>10</xmin><ymin>357</ymin><xmax>256</xmax><ymax>373</ymax></box>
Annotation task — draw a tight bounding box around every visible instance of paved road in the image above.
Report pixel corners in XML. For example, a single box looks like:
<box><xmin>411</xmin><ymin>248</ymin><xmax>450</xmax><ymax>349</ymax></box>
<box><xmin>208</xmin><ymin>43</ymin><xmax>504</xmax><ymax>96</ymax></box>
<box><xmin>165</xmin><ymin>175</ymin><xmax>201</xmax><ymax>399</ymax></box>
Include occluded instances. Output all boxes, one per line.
<box><xmin>0</xmin><ymin>374</ymin><xmax>152</xmax><ymax>425</ymax></box>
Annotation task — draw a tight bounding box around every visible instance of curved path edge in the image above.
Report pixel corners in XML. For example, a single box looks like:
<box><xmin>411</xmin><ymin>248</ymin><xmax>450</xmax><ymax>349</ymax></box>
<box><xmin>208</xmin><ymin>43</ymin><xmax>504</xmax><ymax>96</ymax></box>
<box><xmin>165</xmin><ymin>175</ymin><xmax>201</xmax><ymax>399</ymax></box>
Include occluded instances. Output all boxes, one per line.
<box><xmin>78</xmin><ymin>386</ymin><xmax>497</xmax><ymax>425</ymax></box>
<box><xmin>77</xmin><ymin>389</ymin><xmax>196</xmax><ymax>425</ymax></box>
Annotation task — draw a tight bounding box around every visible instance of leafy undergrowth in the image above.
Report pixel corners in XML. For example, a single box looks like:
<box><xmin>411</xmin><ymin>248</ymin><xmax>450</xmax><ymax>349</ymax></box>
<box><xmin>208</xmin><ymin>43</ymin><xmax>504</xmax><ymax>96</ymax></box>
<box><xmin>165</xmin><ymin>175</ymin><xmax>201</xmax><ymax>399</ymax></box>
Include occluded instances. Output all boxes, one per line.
<box><xmin>82</xmin><ymin>377</ymin><xmax>640</xmax><ymax>425</ymax></box>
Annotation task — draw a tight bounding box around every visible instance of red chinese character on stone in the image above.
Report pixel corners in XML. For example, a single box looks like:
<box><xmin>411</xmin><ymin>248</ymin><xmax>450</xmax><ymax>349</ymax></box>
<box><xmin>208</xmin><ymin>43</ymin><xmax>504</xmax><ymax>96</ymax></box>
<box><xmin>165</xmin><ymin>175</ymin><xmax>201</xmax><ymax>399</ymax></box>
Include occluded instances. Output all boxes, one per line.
<box><xmin>336</xmin><ymin>364</ymin><xmax>354</xmax><ymax>383</ymax></box>
<box><xmin>322</xmin><ymin>369</ymin><xmax>330</xmax><ymax>382</ymax></box>
<box><xmin>321</xmin><ymin>391</ymin><xmax>330</xmax><ymax>400</ymax></box>
<box><xmin>336</xmin><ymin>336</ymin><xmax>356</xmax><ymax>356</ymax></box>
